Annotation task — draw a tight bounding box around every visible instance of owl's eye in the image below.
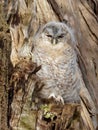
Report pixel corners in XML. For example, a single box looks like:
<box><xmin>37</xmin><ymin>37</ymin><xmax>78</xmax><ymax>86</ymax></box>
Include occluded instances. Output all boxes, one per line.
<box><xmin>58</xmin><ymin>34</ymin><xmax>65</xmax><ymax>38</ymax></box>
<box><xmin>46</xmin><ymin>34</ymin><xmax>52</xmax><ymax>38</ymax></box>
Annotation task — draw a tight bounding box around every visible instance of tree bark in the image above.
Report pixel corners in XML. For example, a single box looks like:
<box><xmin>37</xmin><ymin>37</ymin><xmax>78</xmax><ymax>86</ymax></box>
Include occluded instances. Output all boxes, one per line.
<box><xmin>0</xmin><ymin>2</ymin><xmax>11</xmax><ymax>130</ymax></box>
<box><xmin>0</xmin><ymin>0</ymin><xmax>98</xmax><ymax>130</ymax></box>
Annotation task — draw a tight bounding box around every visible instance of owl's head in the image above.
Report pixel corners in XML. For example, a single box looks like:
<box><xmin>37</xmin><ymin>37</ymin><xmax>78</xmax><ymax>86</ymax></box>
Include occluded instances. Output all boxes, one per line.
<box><xmin>34</xmin><ymin>21</ymin><xmax>76</xmax><ymax>47</ymax></box>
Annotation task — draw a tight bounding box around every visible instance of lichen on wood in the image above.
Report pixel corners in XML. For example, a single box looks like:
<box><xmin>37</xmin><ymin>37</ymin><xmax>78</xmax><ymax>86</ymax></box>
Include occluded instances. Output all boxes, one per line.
<box><xmin>36</xmin><ymin>103</ymin><xmax>82</xmax><ymax>130</ymax></box>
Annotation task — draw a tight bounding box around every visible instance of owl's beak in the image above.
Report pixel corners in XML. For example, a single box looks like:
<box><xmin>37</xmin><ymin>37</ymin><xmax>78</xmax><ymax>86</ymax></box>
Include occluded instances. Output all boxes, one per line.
<box><xmin>51</xmin><ymin>38</ymin><xmax>57</xmax><ymax>45</ymax></box>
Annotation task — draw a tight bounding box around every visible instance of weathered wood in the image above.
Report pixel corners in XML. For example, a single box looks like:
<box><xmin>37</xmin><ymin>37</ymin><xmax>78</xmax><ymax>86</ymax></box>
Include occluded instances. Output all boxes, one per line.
<box><xmin>36</xmin><ymin>102</ymin><xmax>96</xmax><ymax>130</ymax></box>
<box><xmin>36</xmin><ymin>104</ymin><xmax>81</xmax><ymax>130</ymax></box>
<box><xmin>86</xmin><ymin>0</ymin><xmax>98</xmax><ymax>17</ymax></box>
<box><xmin>9</xmin><ymin>59</ymin><xmax>41</xmax><ymax>130</ymax></box>
<box><xmin>78</xmin><ymin>0</ymin><xmax>98</xmax><ymax>106</ymax></box>
<box><xmin>0</xmin><ymin>0</ymin><xmax>98</xmax><ymax>129</ymax></box>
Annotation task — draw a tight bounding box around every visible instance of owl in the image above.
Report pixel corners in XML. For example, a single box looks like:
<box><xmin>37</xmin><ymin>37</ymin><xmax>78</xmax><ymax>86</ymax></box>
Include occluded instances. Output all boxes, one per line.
<box><xmin>32</xmin><ymin>22</ymin><xmax>97</xmax><ymax>128</ymax></box>
<box><xmin>31</xmin><ymin>22</ymin><xmax>98</xmax><ymax>129</ymax></box>
<box><xmin>32</xmin><ymin>21</ymin><xmax>81</xmax><ymax>104</ymax></box>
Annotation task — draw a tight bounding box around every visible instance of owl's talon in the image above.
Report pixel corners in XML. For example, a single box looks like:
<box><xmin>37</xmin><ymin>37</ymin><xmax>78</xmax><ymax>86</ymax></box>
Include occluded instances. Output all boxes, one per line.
<box><xmin>48</xmin><ymin>93</ymin><xmax>64</xmax><ymax>105</ymax></box>
<box><xmin>56</xmin><ymin>95</ymin><xmax>64</xmax><ymax>105</ymax></box>
<box><xmin>48</xmin><ymin>93</ymin><xmax>56</xmax><ymax>100</ymax></box>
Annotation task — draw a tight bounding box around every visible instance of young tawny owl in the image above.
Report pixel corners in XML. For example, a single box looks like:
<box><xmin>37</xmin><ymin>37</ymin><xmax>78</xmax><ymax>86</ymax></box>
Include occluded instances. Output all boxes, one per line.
<box><xmin>31</xmin><ymin>21</ymin><xmax>97</xmax><ymax>129</ymax></box>
<box><xmin>32</xmin><ymin>22</ymin><xmax>82</xmax><ymax>103</ymax></box>
<box><xmin>32</xmin><ymin>21</ymin><xmax>82</xmax><ymax>104</ymax></box>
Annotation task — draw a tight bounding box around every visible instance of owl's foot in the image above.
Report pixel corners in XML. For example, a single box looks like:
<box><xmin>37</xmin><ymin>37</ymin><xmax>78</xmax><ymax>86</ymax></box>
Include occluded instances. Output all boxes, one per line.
<box><xmin>48</xmin><ymin>93</ymin><xmax>56</xmax><ymax>100</ymax></box>
<box><xmin>48</xmin><ymin>93</ymin><xmax>64</xmax><ymax>105</ymax></box>
<box><xmin>56</xmin><ymin>95</ymin><xmax>64</xmax><ymax>105</ymax></box>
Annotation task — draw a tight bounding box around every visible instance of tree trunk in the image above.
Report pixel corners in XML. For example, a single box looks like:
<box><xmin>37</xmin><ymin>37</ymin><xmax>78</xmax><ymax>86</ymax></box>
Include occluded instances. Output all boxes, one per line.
<box><xmin>0</xmin><ymin>0</ymin><xmax>98</xmax><ymax>130</ymax></box>
<box><xmin>0</xmin><ymin>2</ymin><xmax>11</xmax><ymax>130</ymax></box>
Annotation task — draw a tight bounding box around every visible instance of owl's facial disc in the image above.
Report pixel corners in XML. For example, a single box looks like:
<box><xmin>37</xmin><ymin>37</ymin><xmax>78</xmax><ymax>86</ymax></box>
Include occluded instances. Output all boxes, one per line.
<box><xmin>43</xmin><ymin>26</ymin><xmax>68</xmax><ymax>45</ymax></box>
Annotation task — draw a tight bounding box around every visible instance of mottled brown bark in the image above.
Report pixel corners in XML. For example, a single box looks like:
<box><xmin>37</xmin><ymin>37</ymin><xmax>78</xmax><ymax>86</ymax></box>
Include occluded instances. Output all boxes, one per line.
<box><xmin>0</xmin><ymin>2</ymin><xmax>11</xmax><ymax>130</ymax></box>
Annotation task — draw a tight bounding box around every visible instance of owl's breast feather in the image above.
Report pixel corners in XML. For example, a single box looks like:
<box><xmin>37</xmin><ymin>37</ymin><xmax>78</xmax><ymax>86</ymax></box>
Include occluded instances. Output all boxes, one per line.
<box><xmin>33</xmin><ymin>45</ymin><xmax>80</xmax><ymax>102</ymax></box>
<box><xmin>33</xmin><ymin>46</ymin><xmax>77</xmax><ymax>82</ymax></box>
